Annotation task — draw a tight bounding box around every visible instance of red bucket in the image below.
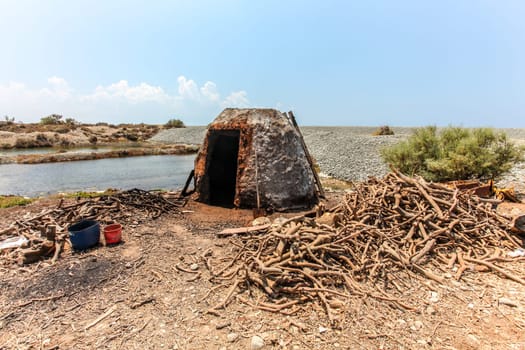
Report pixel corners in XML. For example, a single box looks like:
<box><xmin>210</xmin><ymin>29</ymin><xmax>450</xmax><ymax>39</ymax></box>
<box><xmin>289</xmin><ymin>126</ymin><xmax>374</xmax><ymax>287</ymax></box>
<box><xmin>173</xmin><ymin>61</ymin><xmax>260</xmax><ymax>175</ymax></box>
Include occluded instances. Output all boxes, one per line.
<box><xmin>103</xmin><ymin>223</ymin><xmax>122</xmax><ymax>244</ymax></box>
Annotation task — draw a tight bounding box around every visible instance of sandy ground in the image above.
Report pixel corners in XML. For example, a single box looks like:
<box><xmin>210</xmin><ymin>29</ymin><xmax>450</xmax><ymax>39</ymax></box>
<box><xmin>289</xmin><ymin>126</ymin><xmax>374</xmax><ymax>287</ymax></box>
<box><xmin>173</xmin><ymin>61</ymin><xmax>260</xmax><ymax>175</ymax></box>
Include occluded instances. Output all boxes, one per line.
<box><xmin>1</xmin><ymin>195</ymin><xmax>525</xmax><ymax>349</ymax></box>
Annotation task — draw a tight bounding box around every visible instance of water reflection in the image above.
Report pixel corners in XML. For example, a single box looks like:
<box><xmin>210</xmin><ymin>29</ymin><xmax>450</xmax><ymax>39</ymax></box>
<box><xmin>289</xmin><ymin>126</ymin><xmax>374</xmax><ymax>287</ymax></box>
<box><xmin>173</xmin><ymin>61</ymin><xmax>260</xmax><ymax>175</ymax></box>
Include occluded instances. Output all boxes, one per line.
<box><xmin>0</xmin><ymin>154</ymin><xmax>195</xmax><ymax>196</ymax></box>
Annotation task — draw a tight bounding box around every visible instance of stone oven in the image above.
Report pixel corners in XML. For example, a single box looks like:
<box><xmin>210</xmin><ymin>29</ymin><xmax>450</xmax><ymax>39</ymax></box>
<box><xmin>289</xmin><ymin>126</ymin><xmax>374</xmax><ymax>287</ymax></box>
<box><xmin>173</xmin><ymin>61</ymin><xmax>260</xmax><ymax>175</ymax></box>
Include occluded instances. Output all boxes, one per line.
<box><xmin>194</xmin><ymin>108</ymin><xmax>322</xmax><ymax>210</ymax></box>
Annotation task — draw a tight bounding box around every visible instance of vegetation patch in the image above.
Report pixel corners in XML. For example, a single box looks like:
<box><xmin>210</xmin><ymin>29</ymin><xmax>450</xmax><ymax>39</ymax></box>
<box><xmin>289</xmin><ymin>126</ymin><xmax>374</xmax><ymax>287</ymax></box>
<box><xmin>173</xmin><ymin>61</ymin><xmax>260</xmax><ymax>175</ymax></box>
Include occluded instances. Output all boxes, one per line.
<box><xmin>381</xmin><ymin>126</ymin><xmax>524</xmax><ymax>182</ymax></box>
<box><xmin>165</xmin><ymin>118</ymin><xmax>185</xmax><ymax>129</ymax></box>
<box><xmin>0</xmin><ymin>196</ymin><xmax>34</xmax><ymax>208</ymax></box>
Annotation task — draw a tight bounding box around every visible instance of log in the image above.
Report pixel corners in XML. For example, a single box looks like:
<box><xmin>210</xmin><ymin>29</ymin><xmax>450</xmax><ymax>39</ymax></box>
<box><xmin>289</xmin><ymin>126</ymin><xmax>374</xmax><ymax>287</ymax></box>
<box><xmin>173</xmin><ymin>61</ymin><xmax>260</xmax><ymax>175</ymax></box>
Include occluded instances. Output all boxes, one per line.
<box><xmin>217</xmin><ymin>224</ymin><xmax>271</xmax><ymax>237</ymax></box>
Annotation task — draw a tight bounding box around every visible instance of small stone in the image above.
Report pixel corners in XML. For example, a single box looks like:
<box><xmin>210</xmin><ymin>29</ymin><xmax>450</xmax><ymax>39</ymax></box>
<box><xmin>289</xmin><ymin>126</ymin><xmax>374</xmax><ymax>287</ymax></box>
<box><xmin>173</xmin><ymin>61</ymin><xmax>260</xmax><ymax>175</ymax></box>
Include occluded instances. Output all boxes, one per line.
<box><xmin>190</xmin><ymin>263</ymin><xmax>199</xmax><ymax>271</ymax></box>
<box><xmin>467</xmin><ymin>303</ymin><xmax>475</xmax><ymax>309</ymax></box>
<box><xmin>227</xmin><ymin>332</ymin><xmax>238</xmax><ymax>342</ymax></box>
<box><xmin>466</xmin><ymin>334</ymin><xmax>480</xmax><ymax>347</ymax></box>
<box><xmin>429</xmin><ymin>291</ymin><xmax>439</xmax><ymax>303</ymax></box>
<box><xmin>216</xmin><ymin>321</ymin><xmax>231</xmax><ymax>330</ymax></box>
<box><xmin>410</xmin><ymin>320</ymin><xmax>423</xmax><ymax>331</ymax></box>
<box><xmin>499</xmin><ymin>297</ymin><xmax>518</xmax><ymax>307</ymax></box>
<box><xmin>125</xmin><ymin>262</ymin><xmax>132</xmax><ymax>269</ymax></box>
<box><xmin>252</xmin><ymin>217</ymin><xmax>271</xmax><ymax>226</ymax></box>
<box><xmin>426</xmin><ymin>306</ymin><xmax>436</xmax><ymax>315</ymax></box>
<box><xmin>251</xmin><ymin>335</ymin><xmax>265</xmax><ymax>349</ymax></box>
<box><xmin>319</xmin><ymin>326</ymin><xmax>328</xmax><ymax>333</ymax></box>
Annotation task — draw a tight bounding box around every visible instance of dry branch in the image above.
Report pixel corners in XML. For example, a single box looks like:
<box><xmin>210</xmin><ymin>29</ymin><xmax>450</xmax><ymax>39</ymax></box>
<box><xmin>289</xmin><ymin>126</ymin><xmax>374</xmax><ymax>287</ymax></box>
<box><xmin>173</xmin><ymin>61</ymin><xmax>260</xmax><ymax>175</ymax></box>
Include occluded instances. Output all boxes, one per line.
<box><xmin>206</xmin><ymin>171</ymin><xmax>523</xmax><ymax>324</ymax></box>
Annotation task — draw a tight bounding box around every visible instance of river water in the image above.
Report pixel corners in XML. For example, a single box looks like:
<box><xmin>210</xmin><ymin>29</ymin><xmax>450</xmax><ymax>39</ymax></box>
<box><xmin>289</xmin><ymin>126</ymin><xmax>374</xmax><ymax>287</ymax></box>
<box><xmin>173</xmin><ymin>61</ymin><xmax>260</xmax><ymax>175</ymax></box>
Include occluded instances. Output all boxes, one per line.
<box><xmin>0</xmin><ymin>154</ymin><xmax>196</xmax><ymax>197</ymax></box>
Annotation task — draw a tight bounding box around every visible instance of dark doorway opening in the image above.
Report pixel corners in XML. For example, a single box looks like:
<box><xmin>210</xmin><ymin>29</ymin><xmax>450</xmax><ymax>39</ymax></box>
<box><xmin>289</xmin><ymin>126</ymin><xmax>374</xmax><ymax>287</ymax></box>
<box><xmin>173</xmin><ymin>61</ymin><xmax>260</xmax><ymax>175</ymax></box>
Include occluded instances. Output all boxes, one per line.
<box><xmin>207</xmin><ymin>130</ymin><xmax>240</xmax><ymax>207</ymax></box>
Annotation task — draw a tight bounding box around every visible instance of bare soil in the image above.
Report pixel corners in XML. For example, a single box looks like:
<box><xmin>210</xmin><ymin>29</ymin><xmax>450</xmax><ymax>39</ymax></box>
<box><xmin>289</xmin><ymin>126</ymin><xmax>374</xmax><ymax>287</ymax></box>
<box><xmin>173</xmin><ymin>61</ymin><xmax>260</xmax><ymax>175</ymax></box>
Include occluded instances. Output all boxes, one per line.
<box><xmin>1</xmin><ymin>195</ymin><xmax>525</xmax><ymax>349</ymax></box>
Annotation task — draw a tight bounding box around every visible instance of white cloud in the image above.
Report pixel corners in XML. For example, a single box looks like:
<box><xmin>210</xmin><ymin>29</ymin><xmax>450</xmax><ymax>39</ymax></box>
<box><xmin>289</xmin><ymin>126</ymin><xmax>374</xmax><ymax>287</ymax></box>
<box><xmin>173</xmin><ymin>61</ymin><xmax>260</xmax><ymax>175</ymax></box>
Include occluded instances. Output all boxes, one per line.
<box><xmin>177</xmin><ymin>76</ymin><xmax>200</xmax><ymax>100</ymax></box>
<box><xmin>0</xmin><ymin>76</ymin><xmax>251</xmax><ymax>124</ymax></box>
<box><xmin>200</xmin><ymin>81</ymin><xmax>220</xmax><ymax>102</ymax></box>
<box><xmin>222</xmin><ymin>90</ymin><xmax>250</xmax><ymax>108</ymax></box>
<box><xmin>83</xmin><ymin>80</ymin><xmax>170</xmax><ymax>103</ymax></box>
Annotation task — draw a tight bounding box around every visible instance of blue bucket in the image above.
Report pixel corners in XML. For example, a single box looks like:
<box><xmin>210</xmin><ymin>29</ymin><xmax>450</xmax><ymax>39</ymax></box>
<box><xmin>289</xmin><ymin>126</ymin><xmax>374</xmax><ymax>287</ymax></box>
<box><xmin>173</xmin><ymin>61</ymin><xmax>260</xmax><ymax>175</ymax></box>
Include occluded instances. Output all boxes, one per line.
<box><xmin>68</xmin><ymin>220</ymin><xmax>100</xmax><ymax>250</ymax></box>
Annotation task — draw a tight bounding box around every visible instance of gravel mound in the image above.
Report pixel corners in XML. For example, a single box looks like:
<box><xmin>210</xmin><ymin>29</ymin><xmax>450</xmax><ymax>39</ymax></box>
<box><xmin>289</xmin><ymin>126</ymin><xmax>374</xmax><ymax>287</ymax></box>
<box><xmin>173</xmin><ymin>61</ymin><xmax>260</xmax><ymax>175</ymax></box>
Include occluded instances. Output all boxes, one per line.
<box><xmin>152</xmin><ymin>126</ymin><xmax>525</xmax><ymax>186</ymax></box>
<box><xmin>151</xmin><ymin>126</ymin><xmax>206</xmax><ymax>145</ymax></box>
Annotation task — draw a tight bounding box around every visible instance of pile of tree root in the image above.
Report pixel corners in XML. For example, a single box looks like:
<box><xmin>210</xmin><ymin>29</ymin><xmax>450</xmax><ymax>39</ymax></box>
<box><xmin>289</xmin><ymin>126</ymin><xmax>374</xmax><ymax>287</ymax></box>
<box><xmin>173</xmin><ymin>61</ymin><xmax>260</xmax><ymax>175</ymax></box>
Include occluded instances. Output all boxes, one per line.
<box><xmin>0</xmin><ymin>189</ymin><xmax>185</xmax><ymax>265</ymax></box>
<box><xmin>206</xmin><ymin>170</ymin><xmax>524</xmax><ymax>323</ymax></box>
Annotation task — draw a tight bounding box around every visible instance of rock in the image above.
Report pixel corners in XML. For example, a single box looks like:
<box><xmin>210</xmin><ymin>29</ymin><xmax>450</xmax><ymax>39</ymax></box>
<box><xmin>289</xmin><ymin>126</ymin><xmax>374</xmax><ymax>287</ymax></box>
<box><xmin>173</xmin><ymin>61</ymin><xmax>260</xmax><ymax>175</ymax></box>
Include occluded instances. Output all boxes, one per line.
<box><xmin>466</xmin><ymin>334</ymin><xmax>480</xmax><ymax>348</ymax></box>
<box><xmin>499</xmin><ymin>297</ymin><xmax>518</xmax><ymax>307</ymax></box>
<box><xmin>467</xmin><ymin>303</ymin><xmax>475</xmax><ymax>309</ymax></box>
<box><xmin>250</xmin><ymin>335</ymin><xmax>265</xmax><ymax>349</ymax></box>
<box><xmin>429</xmin><ymin>291</ymin><xmax>439</xmax><ymax>303</ymax></box>
<box><xmin>216</xmin><ymin>321</ymin><xmax>231</xmax><ymax>329</ymax></box>
<box><xmin>227</xmin><ymin>332</ymin><xmax>239</xmax><ymax>342</ymax></box>
<box><xmin>318</xmin><ymin>326</ymin><xmax>328</xmax><ymax>333</ymax></box>
<box><xmin>426</xmin><ymin>306</ymin><xmax>436</xmax><ymax>315</ymax></box>
<box><xmin>252</xmin><ymin>217</ymin><xmax>271</xmax><ymax>226</ymax></box>
<box><xmin>190</xmin><ymin>263</ymin><xmax>199</xmax><ymax>271</ymax></box>
<box><xmin>410</xmin><ymin>320</ymin><xmax>423</xmax><ymax>331</ymax></box>
<box><xmin>316</xmin><ymin>212</ymin><xmax>336</xmax><ymax>226</ymax></box>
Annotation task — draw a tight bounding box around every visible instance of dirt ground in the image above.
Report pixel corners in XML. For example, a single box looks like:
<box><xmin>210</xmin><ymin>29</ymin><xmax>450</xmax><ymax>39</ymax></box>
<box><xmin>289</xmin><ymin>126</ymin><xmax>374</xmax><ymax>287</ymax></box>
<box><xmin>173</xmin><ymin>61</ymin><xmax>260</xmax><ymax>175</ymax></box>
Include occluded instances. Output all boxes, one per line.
<box><xmin>1</xmin><ymin>195</ymin><xmax>525</xmax><ymax>349</ymax></box>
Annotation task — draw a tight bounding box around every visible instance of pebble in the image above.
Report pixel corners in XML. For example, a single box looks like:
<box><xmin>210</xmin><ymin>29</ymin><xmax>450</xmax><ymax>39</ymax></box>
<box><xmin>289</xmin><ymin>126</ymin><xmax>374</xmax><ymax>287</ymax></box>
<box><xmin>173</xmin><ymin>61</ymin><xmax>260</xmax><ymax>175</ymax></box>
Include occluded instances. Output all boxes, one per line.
<box><xmin>410</xmin><ymin>320</ymin><xmax>423</xmax><ymax>331</ymax></box>
<box><xmin>499</xmin><ymin>297</ymin><xmax>518</xmax><ymax>307</ymax></box>
<box><xmin>252</xmin><ymin>217</ymin><xmax>271</xmax><ymax>226</ymax></box>
<box><xmin>227</xmin><ymin>332</ymin><xmax>238</xmax><ymax>342</ymax></box>
<box><xmin>216</xmin><ymin>321</ymin><xmax>231</xmax><ymax>330</ymax></box>
<box><xmin>429</xmin><ymin>291</ymin><xmax>439</xmax><ymax>303</ymax></box>
<box><xmin>190</xmin><ymin>263</ymin><xmax>199</xmax><ymax>271</ymax></box>
<box><xmin>426</xmin><ymin>306</ymin><xmax>436</xmax><ymax>315</ymax></box>
<box><xmin>250</xmin><ymin>335</ymin><xmax>265</xmax><ymax>349</ymax></box>
<box><xmin>318</xmin><ymin>326</ymin><xmax>328</xmax><ymax>333</ymax></box>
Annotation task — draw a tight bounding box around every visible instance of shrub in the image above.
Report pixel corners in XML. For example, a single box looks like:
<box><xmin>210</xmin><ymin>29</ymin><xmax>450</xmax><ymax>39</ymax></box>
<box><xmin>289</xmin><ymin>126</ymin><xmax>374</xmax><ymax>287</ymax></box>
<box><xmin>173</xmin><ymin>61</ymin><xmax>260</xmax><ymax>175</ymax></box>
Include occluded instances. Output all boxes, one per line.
<box><xmin>40</xmin><ymin>114</ymin><xmax>64</xmax><ymax>125</ymax></box>
<box><xmin>372</xmin><ymin>125</ymin><xmax>394</xmax><ymax>136</ymax></box>
<box><xmin>65</xmin><ymin>117</ymin><xmax>78</xmax><ymax>125</ymax></box>
<box><xmin>125</xmin><ymin>133</ymin><xmax>139</xmax><ymax>142</ymax></box>
<box><xmin>0</xmin><ymin>196</ymin><xmax>33</xmax><ymax>208</ymax></box>
<box><xmin>89</xmin><ymin>136</ymin><xmax>98</xmax><ymax>145</ymax></box>
<box><xmin>4</xmin><ymin>115</ymin><xmax>15</xmax><ymax>124</ymax></box>
<box><xmin>381</xmin><ymin>126</ymin><xmax>524</xmax><ymax>182</ymax></box>
<box><xmin>165</xmin><ymin>118</ymin><xmax>185</xmax><ymax>129</ymax></box>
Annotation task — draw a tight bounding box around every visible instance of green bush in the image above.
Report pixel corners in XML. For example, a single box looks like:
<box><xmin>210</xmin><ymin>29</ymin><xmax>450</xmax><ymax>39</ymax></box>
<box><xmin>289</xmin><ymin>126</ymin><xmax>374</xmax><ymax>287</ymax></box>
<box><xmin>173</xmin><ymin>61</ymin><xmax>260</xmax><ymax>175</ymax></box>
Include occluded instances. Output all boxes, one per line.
<box><xmin>40</xmin><ymin>114</ymin><xmax>64</xmax><ymax>125</ymax></box>
<box><xmin>65</xmin><ymin>117</ymin><xmax>78</xmax><ymax>125</ymax></box>
<box><xmin>3</xmin><ymin>115</ymin><xmax>15</xmax><ymax>124</ymax></box>
<box><xmin>381</xmin><ymin>126</ymin><xmax>524</xmax><ymax>182</ymax></box>
<box><xmin>165</xmin><ymin>118</ymin><xmax>185</xmax><ymax>129</ymax></box>
<box><xmin>0</xmin><ymin>195</ymin><xmax>33</xmax><ymax>208</ymax></box>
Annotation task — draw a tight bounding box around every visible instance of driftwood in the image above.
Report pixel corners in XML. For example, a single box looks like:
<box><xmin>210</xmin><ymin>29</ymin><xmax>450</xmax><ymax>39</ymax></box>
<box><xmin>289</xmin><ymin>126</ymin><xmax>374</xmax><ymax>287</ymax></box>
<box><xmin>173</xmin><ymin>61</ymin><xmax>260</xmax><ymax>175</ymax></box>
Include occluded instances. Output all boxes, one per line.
<box><xmin>1</xmin><ymin>189</ymin><xmax>186</xmax><ymax>265</ymax></box>
<box><xmin>217</xmin><ymin>224</ymin><xmax>271</xmax><ymax>237</ymax></box>
<box><xmin>206</xmin><ymin>170</ymin><xmax>524</xmax><ymax>324</ymax></box>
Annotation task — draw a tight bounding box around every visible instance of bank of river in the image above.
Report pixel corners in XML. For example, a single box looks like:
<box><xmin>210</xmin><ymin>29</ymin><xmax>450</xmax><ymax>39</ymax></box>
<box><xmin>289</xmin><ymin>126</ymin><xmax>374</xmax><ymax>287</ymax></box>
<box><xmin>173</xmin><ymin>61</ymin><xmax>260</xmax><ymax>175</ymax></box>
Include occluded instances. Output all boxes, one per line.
<box><xmin>0</xmin><ymin>154</ymin><xmax>196</xmax><ymax>197</ymax></box>
<box><xmin>0</xmin><ymin>144</ymin><xmax>199</xmax><ymax>164</ymax></box>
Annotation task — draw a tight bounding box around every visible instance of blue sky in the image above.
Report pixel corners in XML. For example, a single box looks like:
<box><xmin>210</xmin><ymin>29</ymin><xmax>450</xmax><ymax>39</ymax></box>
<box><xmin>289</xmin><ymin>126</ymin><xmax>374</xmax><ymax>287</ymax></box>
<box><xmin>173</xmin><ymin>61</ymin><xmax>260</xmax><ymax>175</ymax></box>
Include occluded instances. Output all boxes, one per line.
<box><xmin>0</xmin><ymin>1</ymin><xmax>523</xmax><ymax>126</ymax></box>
